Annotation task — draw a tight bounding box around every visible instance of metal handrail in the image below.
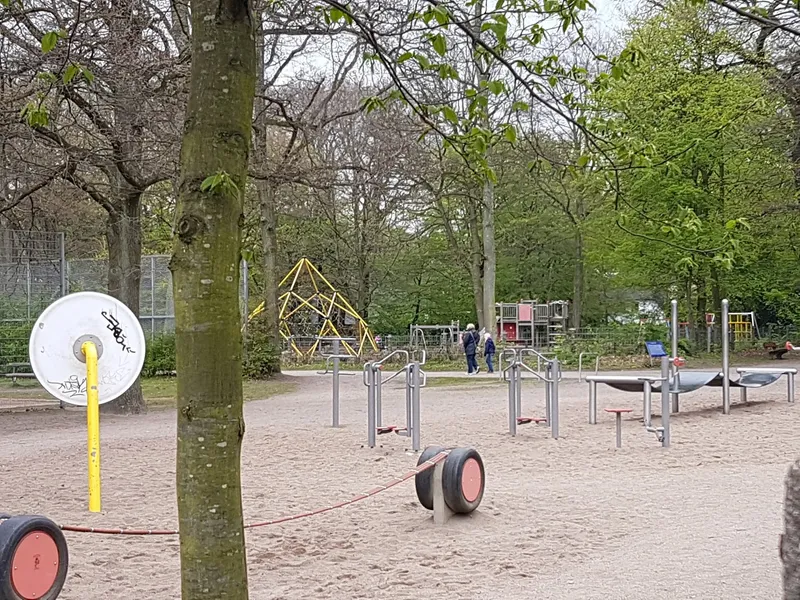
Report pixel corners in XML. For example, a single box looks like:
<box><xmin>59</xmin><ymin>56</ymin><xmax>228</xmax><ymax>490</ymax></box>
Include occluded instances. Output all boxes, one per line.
<box><xmin>518</xmin><ymin>362</ymin><xmax>549</xmax><ymax>383</ymax></box>
<box><xmin>498</xmin><ymin>349</ymin><xmax>518</xmax><ymax>379</ymax></box>
<box><xmin>382</xmin><ymin>365</ymin><xmax>409</xmax><ymax>385</ymax></box>
<box><xmin>318</xmin><ymin>354</ymin><xmax>356</xmax><ymax>375</ymax></box>
<box><xmin>375</xmin><ymin>349</ymin><xmax>410</xmax><ymax>367</ymax></box>
<box><xmin>578</xmin><ymin>352</ymin><xmax>602</xmax><ymax>382</ymax></box>
<box><xmin>519</xmin><ymin>348</ymin><xmax>554</xmax><ymax>363</ymax></box>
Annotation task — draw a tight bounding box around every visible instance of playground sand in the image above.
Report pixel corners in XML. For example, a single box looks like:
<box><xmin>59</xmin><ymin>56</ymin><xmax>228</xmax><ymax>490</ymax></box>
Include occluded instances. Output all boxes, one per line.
<box><xmin>1</xmin><ymin>367</ymin><xmax>797</xmax><ymax>599</ymax></box>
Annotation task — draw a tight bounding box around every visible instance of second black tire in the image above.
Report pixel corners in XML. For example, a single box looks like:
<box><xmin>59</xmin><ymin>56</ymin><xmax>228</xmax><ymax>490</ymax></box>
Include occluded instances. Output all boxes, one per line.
<box><xmin>414</xmin><ymin>445</ymin><xmax>445</xmax><ymax>510</ymax></box>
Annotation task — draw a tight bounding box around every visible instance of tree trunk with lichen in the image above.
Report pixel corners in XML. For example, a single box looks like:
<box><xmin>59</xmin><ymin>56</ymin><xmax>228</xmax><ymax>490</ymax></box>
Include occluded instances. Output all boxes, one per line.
<box><xmin>170</xmin><ymin>1</ymin><xmax>256</xmax><ymax>598</ymax></box>
<box><xmin>782</xmin><ymin>458</ymin><xmax>800</xmax><ymax>598</ymax></box>
<box><xmin>103</xmin><ymin>195</ymin><xmax>146</xmax><ymax>414</ymax></box>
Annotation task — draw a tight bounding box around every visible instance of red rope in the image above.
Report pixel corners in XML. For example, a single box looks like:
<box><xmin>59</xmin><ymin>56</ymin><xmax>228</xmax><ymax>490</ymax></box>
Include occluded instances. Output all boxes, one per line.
<box><xmin>59</xmin><ymin>451</ymin><xmax>449</xmax><ymax>536</ymax></box>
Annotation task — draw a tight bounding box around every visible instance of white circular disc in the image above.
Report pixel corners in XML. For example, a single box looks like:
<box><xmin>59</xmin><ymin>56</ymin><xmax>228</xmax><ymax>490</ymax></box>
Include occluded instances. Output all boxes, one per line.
<box><xmin>29</xmin><ymin>292</ymin><xmax>146</xmax><ymax>406</ymax></box>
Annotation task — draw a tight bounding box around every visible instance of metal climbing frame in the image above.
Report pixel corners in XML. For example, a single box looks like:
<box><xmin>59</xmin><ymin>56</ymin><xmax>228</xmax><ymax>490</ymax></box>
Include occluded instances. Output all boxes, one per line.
<box><xmin>363</xmin><ymin>350</ymin><xmax>427</xmax><ymax>452</ymax></box>
<box><xmin>503</xmin><ymin>348</ymin><xmax>560</xmax><ymax>438</ymax></box>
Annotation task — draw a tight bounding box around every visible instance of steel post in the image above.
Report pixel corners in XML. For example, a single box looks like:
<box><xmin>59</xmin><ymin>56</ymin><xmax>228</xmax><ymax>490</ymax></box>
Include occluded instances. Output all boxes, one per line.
<box><xmin>405</xmin><ymin>365</ymin><xmax>413</xmax><ymax>435</ymax></box>
<box><xmin>643</xmin><ymin>380</ymin><xmax>652</xmax><ymax>428</ymax></box>
<box><xmin>376</xmin><ymin>368</ymin><xmax>383</xmax><ymax>427</ymax></box>
<box><xmin>411</xmin><ymin>362</ymin><xmax>421</xmax><ymax>452</ymax></box>
<box><xmin>661</xmin><ymin>355</ymin><xmax>670</xmax><ymax>448</ymax></box>
<box><xmin>615</xmin><ymin>413</ymin><xmax>622</xmax><ymax>449</ymax></box>
<box><xmin>332</xmin><ymin>339</ymin><xmax>340</xmax><ymax>427</ymax></box>
<box><xmin>367</xmin><ymin>365</ymin><xmax>376</xmax><ymax>448</ymax></box>
<box><xmin>671</xmin><ymin>300</ymin><xmax>679</xmax><ymax>414</ymax></box>
<box><xmin>508</xmin><ymin>363</ymin><xmax>517</xmax><ymax>436</ymax></box>
<box><xmin>551</xmin><ymin>358</ymin><xmax>560</xmax><ymax>439</ymax></box>
<box><xmin>150</xmin><ymin>255</ymin><xmax>156</xmax><ymax>339</ymax></box>
<box><xmin>544</xmin><ymin>362</ymin><xmax>551</xmax><ymax>424</ymax></box>
<box><xmin>789</xmin><ymin>372</ymin><xmax>796</xmax><ymax>403</ymax></box>
<box><xmin>722</xmin><ymin>299</ymin><xmax>731</xmax><ymax>415</ymax></box>
<box><xmin>59</xmin><ymin>231</ymin><xmax>67</xmax><ymax>296</ymax></box>
<box><xmin>589</xmin><ymin>380</ymin><xmax>597</xmax><ymax>424</ymax></box>
<box><xmin>740</xmin><ymin>387</ymin><xmax>747</xmax><ymax>403</ymax></box>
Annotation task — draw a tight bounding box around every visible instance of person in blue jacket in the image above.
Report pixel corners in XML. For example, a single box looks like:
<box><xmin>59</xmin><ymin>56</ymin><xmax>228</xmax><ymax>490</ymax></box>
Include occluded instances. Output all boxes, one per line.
<box><xmin>462</xmin><ymin>323</ymin><xmax>480</xmax><ymax>374</ymax></box>
<box><xmin>484</xmin><ymin>332</ymin><xmax>496</xmax><ymax>373</ymax></box>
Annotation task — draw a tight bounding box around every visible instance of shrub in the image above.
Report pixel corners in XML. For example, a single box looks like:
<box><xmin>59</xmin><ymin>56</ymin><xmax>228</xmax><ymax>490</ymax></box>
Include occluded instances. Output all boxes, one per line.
<box><xmin>143</xmin><ymin>334</ymin><xmax>176</xmax><ymax>377</ymax></box>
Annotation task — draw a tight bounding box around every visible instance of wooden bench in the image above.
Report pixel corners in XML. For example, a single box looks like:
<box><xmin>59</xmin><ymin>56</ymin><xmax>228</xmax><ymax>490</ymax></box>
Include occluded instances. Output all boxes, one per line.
<box><xmin>604</xmin><ymin>408</ymin><xmax>633</xmax><ymax>448</ymax></box>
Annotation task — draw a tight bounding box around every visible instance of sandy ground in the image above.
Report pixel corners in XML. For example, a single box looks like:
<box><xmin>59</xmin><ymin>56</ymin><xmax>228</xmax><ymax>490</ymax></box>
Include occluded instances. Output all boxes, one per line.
<box><xmin>2</xmin><ymin>363</ymin><xmax>799</xmax><ymax>599</ymax></box>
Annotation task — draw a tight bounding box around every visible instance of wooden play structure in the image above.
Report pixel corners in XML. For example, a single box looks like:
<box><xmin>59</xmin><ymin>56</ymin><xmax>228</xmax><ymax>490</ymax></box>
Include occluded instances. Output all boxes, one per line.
<box><xmin>495</xmin><ymin>300</ymin><xmax>569</xmax><ymax>348</ymax></box>
<box><xmin>248</xmin><ymin>258</ymin><xmax>377</xmax><ymax>357</ymax></box>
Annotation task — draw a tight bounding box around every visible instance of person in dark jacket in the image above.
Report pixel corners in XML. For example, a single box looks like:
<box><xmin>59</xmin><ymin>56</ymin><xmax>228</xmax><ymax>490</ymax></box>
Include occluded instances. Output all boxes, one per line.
<box><xmin>462</xmin><ymin>323</ymin><xmax>480</xmax><ymax>375</ymax></box>
<box><xmin>484</xmin><ymin>332</ymin><xmax>496</xmax><ymax>373</ymax></box>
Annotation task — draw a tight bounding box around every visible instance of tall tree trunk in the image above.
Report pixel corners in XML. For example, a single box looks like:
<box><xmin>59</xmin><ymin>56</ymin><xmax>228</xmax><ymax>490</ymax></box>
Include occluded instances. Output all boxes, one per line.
<box><xmin>466</xmin><ymin>199</ymin><xmax>485</xmax><ymax>328</ymax></box>
<box><xmin>257</xmin><ymin>179</ymin><xmax>282</xmax><ymax>375</ymax></box>
<box><xmin>481</xmin><ymin>179</ymin><xmax>495</xmax><ymax>334</ymax></box>
<box><xmin>782</xmin><ymin>458</ymin><xmax>800</xmax><ymax>598</ymax></box>
<box><xmin>104</xmin><ymin>195</ymin><xmax>146</xmax><ymax>414</ymax></box>
<box><xmin>171</xmin><ymin>0</ymin><xmax>256</xmax><ymax>598</ymax></box>
<box><xmin>696</xmin><ymin>283</ymin><xmax>707</xmax><ymax>348</ymax></box>
<box><xmin>685</xmin><ymin>276</ymin><xmax>695</xmax><ymax>344</ymax></box>
<box><xmin>471</xmin><ymin>0</ymin><xmax>494</xmax><ymax>333</ymax></box>
<box><xmin>572</xmin><ymin>228</ymin><xmax>584</xmax><ymax>330</ymax></box>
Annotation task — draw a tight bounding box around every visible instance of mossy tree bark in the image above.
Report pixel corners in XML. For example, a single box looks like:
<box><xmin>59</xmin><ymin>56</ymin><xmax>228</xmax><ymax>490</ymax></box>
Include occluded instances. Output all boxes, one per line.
<box><xmin>782</xmin><ymin>458</ymin><xmax>800</xmax><ymax>598</ymax></box>
<box><xmin>103</xmin><ymin>194</ymin><xmax>146</xmax><ymax>414</ymax></box>
<box><xmin>170</xmin><ymin>1</ymin><xmax>256</xmax><ymax>598</ymax></box>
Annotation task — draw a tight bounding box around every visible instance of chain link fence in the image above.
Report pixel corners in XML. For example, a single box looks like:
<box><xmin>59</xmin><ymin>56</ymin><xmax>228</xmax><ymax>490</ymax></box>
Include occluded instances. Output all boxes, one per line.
<box><xmin>0</xmin><ymin>230</ymin><xmax>250</xmax><ymax>368</ymax></box>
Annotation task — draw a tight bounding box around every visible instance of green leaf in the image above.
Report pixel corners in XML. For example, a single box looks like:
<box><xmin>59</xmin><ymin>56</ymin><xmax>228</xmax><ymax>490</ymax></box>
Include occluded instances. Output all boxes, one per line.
<box><xmin>576</xmin><ymin>154</ymin><xmax>589</xmax><ymax>168</ymax></box>
<box><xmin>442</xmin><ymin>106</ymin><xmax>459</xmax><ymax>125</ymax></box>
<box><xmin>512</xmin><ymin>101</ymin><xmax>529</xmax><ymax>112</ymax></box>
<box><xmin>487</xmin><ymin>80</ymin><xmax>504</xmax><ymax>95</ymax></box>
<box><xmin>431</xmin><ymin>33</ymin><xmax>447</xmax><ymax>57</ymax></box>
<box><xmin>361</xmin><ymin>96</ymin><xmax>384</xmax><ymax>113</ymax></box>
<box><xmin>20</xmin><ymin>102</ymin><xmax>50</xmax><ymax>127</ymax></box>
<box><xmin>397</xmin><ymin>52</ymin><xmax>414</xmax><ymax>63</ymax></box>
<box><xmin>201</xmin><ymin>171</ymin><xmax>240</xmax><ymax>198</ymax></box>
<box><xmin>41</xmin><ymin>31</ymin><xmax>59</xmax><ymax>54</ymax></box>
<box><xmin>63</xmin><ymin>63</ymin><xmax>80</xmax><ymax>85</ymax></box>
<box><xmin>329</xmin><ymin>8</ymin><xmax>344</xmax><ymax>22</ymax></box>
<box><xmin>200</xmin><ymin>174</ymin><xmax>223</xmax><ymax>192</ymax></box>
<box><xmin>725</xmin><ymin>219</ymin><xmax>737</xmax><ymax>231</ymax></box>
<box><xmin>432</xmin><ymin>5</ymin><xmax>449</xmax><ymax>26</ymax></box>
<box><xmin>503</xmin><ymin>125</ymin><xmax>517</xmax><ymax>144</ymax></box>
<box><xmin>80</xmin><ymin>66</ymin><xmax>95</xmax><ymax>84</ymax></box>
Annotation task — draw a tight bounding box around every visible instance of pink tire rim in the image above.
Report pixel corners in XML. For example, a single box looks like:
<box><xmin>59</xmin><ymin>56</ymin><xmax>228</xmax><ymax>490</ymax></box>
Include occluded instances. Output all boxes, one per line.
<box><xmin>461</xmin><ymin>458</ymin><xmax>483</xmax><ymax>503</ymax></box>
<box><xmin>11</xmin><ymin>531</ymin><xmax>60</xmax><ymax>599</ymax></box>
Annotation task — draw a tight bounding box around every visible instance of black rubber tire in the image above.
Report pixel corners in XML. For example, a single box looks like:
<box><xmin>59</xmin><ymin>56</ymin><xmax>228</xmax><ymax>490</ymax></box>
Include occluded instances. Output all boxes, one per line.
<box><xmin>414</xmin><ymin>445</ymin><xmax>445</xmax><ymax>511</ymax></box>
<box><xmin>0</xmin><ymin>515</ymin><xmax>68</xmax><ymax>600</ymax></box>
<box><xmin>442</xmin><ymin>447</ymin><xmax>485</xmax><ymax>515</ymax></box>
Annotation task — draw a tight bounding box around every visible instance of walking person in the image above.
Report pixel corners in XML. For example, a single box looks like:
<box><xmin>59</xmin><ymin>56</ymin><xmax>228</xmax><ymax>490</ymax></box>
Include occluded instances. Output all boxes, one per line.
<box><xmin>484</xmin><ymin>332</ymin><xmax>496</xmax><ymax>373</ymax></box>
<box><xmin>462</xmin><ymin>323</ymin><xmax>480</xmax><ymax>375</ymax></box>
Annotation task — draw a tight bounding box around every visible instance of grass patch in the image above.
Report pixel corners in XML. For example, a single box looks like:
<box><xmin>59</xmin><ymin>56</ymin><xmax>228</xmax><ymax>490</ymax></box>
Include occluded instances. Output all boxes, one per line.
<box><xmin>0</xmin><ymin>377</ymin><xmax>297</xmax><ymax>409</ymax></box>
<box><xmin>425</xmin><ymin>376</ymin><xmax>503</xmax><ymax>388</ymax></box>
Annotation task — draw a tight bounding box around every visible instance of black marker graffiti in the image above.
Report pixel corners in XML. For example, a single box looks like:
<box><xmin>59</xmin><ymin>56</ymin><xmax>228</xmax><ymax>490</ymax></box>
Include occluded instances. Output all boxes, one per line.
<box><xmin>49</xmin><ymin>375</ymin><xmax>87</xmax><ymax>398</ymax></box>
<box><xmin>101</xmin><ymin>310</ymin><xmax>136</xmax><ymax>353</ymax></box>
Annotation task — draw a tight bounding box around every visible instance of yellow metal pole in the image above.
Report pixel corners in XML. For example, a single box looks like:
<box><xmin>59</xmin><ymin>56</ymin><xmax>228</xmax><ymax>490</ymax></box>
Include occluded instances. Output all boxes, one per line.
<box><xmin>82</xmin><ymin>341</ymin><xmax>101</xmax><ymax>513</ymax></box>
